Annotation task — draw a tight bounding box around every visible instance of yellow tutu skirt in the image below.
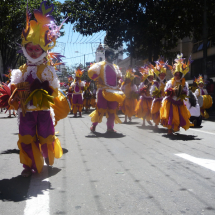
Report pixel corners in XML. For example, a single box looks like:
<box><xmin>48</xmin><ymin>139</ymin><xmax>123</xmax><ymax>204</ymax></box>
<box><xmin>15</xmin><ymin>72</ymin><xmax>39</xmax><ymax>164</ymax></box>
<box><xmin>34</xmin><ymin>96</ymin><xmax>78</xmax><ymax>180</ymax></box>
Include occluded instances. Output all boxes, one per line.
<box><xmin>160</xmin><ymin>98</ymin><xmax>191</xmax><ymax>132</ymax></box>
<box><xmin>122</xmin><ymin>98</ymin><xmax>137</xmax><ymax>118</ymax></box>
<box><xmin>135</xmin><ymin>97</ymin><xmax>152</xmax><ymax>121</ymax></box>
<box><xmin>151</xmin><ymin>98</ymin><xmax>162</xmax><ymax>125</ymax></box>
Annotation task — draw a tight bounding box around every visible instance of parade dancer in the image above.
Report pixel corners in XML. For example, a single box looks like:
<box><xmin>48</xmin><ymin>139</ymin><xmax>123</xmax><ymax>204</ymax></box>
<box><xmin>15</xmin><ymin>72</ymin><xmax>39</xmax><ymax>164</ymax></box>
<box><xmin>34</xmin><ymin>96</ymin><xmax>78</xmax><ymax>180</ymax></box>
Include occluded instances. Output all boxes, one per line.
<box><xmin>160</xmin><ymin>54</ymin><xmax>192</xmax><ymax>135</ymax></box>
<box><xmin>67</xmin><ymin>76</ymin><xmax>74</xmax><ymax>114</ymax></box>
<box><xmin>6</xmin><ymin>1</ymin><xmax>66</xmax><ymax>177</ymax></box>
<box><xmin>83</xmin><ymin>81</ymin><xmax>92</xmax><ymax>113</ymax></box>
<box><xmin>121</xmin><ymin>70</ymin><xmax>138</xmax><ymax>123</ymax></box>
<box><xmin>150</xmin><ymin>58</ymin><xmax>171</xmax><ymax>128</ymax></box>
<box><xmin>88</xmin><ymin>48</ymin><xmax>125</xmax><ymax>133</ymax></box>
<box><xmin>135</xmin><ymin>64</ymin><xmax>154</xmax><ymax>126</ymax></box>
<box><xmin>195</xmin><ymin>75</ymin><xmax>213</xmax><ymax>119</ymax></box>
<box><xmin>70</xmin><ymin>69</ymin><xmax>85</xmax><ymax>117</ymax></box>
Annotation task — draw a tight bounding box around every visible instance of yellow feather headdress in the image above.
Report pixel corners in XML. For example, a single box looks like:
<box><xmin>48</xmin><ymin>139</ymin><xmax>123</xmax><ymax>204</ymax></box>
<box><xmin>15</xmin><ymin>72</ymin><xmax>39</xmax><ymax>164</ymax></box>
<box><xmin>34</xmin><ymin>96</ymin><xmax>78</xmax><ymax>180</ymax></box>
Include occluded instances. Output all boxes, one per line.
<box><xmin>172</xmin><ymin>53</ymin><xmax>193</xmax><ymax>77</ymax></box>
<box><xmin>139</xmin><ymin>63</ymin><xmax>154</xmax><ymax>82</ymax></box>
<box><xmin>154</xmin><ymin>57</ymin><xmax>172</xmax><ymax>77</ymax></box>
<box><xmin>75</xmin><ymin>68</ymin><xmax>84</xmax><ymax>78</ymax></box>
<box><xmin>197</xmin><ymin>75</ymin><xmax>204</xmax><ymax>84</ymax></box>
<box><xmin>22</xmin><ymin>1</ymin><xmax>67</xmax><ymax>51</ymax></box>
<box><xmin>124</xmin><ymin>69</ymin><xmax>135</xmax><ymax>81</ymax></box>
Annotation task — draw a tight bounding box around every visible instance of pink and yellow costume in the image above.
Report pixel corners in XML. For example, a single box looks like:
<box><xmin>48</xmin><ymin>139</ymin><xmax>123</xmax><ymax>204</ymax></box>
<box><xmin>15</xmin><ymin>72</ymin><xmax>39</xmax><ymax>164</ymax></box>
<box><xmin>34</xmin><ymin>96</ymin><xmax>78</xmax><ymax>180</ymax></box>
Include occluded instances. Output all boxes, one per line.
<box><xmin>88</xmin><ymin>61</ymin><xmax>125</xmax><ymax>130</ymax></box>
<box><xmin>150</xmin><ymin>59</ymin><xmax>171</xmax><ymax>125</ymax></box>
<box><xmin>135</xmin><ymin>65</ymin><xmax>154</xmax><ymax>122</ymax></box>
<box><xmin>70</xmin><ymin>69</ymin><xmax>85</xmax><ymax>116</ymax></box>
<box><xmin>160</xmin><ymin>54</ymin><xmax>192</xmax><ymax>132</ymax></box>
<box><xmin>7</xmin><ymin>1</ymin><xmax>66</xmax><ymax>174</ymax></box>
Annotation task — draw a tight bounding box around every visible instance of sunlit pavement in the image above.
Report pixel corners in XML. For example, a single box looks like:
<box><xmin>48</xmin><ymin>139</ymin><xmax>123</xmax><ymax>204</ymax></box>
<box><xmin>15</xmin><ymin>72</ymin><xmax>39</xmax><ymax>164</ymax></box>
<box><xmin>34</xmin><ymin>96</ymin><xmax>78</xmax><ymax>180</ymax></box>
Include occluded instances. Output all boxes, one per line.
<box><xmin>0</xmin><ymin>110</ymin><xmax>215</xmax><ymax>215</ymax></box>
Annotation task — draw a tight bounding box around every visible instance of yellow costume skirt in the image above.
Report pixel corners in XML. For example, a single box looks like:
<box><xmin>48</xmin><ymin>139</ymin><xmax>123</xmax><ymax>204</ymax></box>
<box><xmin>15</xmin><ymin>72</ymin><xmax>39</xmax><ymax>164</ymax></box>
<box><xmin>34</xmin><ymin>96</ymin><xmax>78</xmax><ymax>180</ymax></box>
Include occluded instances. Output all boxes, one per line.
<box><xmin>160</xmin><ymin>98</ymin><xmax>191</xmax><ymax>132</ymax></box>
<box><xmin>91</xmin><ymin>98</ymin><xmax>96</xmax><ymax>108</ymax></box>
<box><xmin>135</xmin><ymin>97</ymin><xmax>152</xmax><ymax>121</ymax></box>
<box><xmin>122</xmin><ymin>98</ymin><xmax>137</xmax><ymax>118</ymax></box>
<box><xmin>151</xmin><ymin>98</ymin><xmax>162</xmax><ymax>125</ymax></box>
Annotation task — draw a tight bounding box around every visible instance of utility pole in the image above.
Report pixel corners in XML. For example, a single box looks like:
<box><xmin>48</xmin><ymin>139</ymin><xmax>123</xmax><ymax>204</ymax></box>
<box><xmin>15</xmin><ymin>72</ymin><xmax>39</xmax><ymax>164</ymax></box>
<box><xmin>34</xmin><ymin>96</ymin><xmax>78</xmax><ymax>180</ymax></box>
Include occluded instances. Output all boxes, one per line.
<box><xmin>202</xmin><ymin>0</ymin><xmax>208</xmax><ymax>80</ymax></box>
<box><xmin>84</xmin><ymin>54</ymin><xmax>85</xmax><ymax>68</ymax></box>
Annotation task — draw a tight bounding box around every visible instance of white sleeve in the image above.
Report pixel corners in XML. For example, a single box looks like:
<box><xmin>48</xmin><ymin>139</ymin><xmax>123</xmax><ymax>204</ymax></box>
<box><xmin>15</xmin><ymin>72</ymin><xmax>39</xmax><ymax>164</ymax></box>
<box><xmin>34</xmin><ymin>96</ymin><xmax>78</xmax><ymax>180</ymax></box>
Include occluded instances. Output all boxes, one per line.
<box><xmin>204</xmin><ymin>89</ymin><xmax>208</xmax><ymax>95</ymax></box>
<box><xmin>10</xmin><ymin>69</ymin><xmax>23</xmax><ymax>84</ymax></box>
<box><xmin>79</xmin><ymin>81</ymin><xmax>85</xmax><ymax>87</ymax></box>
<box><xmin>88</xmin><ymin>62</ymin><xmax>102</xmax><ymax>75</ymax></box>
<box><xmin>114</xmin><ymin>65</ymin><xmax>122</xmax><ymax>78</ymax></box>
<box><xmin>184</xmin><ymin>82</ymin><xmax>189</xmax><ymax>96</ymax></box>
<box><xmin>164</xmin><ymin>80</ymin><xmax>172</xmax><ymax>92</ymax></box>
<box><xmin>194</xmin><ymin>89</ymin><xmax>199</xmax><ymax>97</ymax></box>
<box><xmin>150</xmin><ymin>84</ymin><xmax>156</xmax><ymax>96</ymax></box>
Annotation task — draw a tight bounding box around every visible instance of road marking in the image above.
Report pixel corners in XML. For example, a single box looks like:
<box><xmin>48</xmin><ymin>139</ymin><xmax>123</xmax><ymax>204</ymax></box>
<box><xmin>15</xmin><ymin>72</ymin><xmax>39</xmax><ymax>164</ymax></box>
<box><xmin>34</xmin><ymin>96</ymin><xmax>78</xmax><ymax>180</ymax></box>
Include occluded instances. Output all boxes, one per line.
<box><xmin>24</xmin><ymin>165</ymin><xmax>50</xmax><ymax>215</ymax></box>
<box><xmin>175</xmin><ymin>153</ymin><xmax>215</xmax><ymax>172</ymax></box>
<box><xmin>189</xmin><ymin>128</ymin><xmax>215</xmax><ymax>136</ymax></box>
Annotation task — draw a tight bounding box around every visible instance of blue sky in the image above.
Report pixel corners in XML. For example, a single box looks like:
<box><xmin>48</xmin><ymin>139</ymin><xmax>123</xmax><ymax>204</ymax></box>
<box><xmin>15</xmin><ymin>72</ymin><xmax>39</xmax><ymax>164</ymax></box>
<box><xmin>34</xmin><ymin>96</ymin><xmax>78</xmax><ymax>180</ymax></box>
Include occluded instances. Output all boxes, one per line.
<box><xmin>53</xmin><ymin>0</ymin><xmax>126</xmax><ymax>68</ymax></box>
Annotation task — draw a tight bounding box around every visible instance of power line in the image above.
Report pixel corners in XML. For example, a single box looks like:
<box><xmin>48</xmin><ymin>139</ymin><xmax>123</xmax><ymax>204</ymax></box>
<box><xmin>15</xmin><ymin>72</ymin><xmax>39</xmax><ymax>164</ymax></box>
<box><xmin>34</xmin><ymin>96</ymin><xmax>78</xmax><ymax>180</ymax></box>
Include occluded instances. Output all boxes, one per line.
<box><xmin>65</xmin><ymin>52</ymin><xmax>92</xmax><ymax>59</ymax></box>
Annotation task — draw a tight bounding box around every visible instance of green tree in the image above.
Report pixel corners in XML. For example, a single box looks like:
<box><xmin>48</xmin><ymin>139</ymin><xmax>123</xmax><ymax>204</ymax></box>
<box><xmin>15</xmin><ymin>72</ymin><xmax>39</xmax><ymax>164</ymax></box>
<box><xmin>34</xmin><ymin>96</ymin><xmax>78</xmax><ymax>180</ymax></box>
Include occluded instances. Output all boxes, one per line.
<box><xmin>62</xmin><ymin>0</ymin><xmax>215</xmax><ymax>62</ymax></box>
<box><xmin>0</xmin><ymin>0</ymin><xmax>63</xmax><ymax>73</ymax></box>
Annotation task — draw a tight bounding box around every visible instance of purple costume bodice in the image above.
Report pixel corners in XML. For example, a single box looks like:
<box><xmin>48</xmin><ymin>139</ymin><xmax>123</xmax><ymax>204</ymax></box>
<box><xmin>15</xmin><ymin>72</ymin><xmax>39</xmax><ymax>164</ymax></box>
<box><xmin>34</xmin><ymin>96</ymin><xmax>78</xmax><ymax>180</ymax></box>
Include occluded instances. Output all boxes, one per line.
<box><xmin>105</xmin><ymin>65</ymin><xmax>117</xmax><ymax>87</ymax></box>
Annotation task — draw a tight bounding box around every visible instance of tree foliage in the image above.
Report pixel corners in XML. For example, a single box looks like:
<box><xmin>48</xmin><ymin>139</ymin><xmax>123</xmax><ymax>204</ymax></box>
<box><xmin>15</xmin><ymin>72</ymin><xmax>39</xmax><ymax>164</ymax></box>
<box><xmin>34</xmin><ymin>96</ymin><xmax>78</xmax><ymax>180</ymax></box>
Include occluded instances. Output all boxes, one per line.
<box><xmin>62</xmin><ymin>0</ymin><xmax>215</xmax><ymax>62</ymax></box>
<box><xmin>0</xmin><ymin>0</ymin><xmax>63</xmax><ymax>73</ymax></box>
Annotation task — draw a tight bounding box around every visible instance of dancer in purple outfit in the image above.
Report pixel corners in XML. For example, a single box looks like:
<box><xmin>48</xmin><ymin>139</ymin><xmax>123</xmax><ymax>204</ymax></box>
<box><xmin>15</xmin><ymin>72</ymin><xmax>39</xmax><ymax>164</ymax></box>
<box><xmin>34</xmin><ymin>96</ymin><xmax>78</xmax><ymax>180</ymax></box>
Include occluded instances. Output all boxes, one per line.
<box><xmin>7</xmin><ymin>2</ymin><xmax>65</xmax><ymax>177</ymax></box>
<box><xmin>88</xmin><ymin>48</ymin><xmax>125</xmax><ymax>133</ymax></box>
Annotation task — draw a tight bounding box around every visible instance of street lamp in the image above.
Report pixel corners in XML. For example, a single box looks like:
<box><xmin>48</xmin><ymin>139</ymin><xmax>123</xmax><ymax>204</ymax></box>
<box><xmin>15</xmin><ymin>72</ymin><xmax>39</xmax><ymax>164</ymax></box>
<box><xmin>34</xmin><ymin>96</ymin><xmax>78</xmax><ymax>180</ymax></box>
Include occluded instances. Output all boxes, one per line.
<box><xmin>75</xmin><ymin>51</ymin><xmax>85</xmax><ymax>67</ymax></box>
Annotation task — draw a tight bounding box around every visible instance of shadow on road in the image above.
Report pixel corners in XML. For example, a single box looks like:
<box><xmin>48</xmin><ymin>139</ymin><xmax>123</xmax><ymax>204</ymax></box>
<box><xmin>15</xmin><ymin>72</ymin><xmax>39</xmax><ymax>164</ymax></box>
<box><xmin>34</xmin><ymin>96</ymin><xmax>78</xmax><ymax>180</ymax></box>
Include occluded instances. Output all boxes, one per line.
<box><xmin>122</xmin><ymin>122</ymin><xmax>139</xmax><ymax>125</ymax></box>
<box><xmin>62</xmin><ymin>148</ymin><xmax>69</xmax><ymax>154</ymax></box>
<box><xmin>0</xmin><ymin>149</ymin><xmax>19</xmax><ymax>155</ymax></box>
<box><xmin>162</xmin><ymin>133</ymin><xmax>202</xmax><ymax>141</ymax></box>
<box><xmin>0</xmin><ymin>166</ymin><xmax>61</xmax><ymax>202</ymax></box>
<box><xmin>136</xmin><ymin>125</ymin><xmax>155</xmax><ymax>130</ymax></box>
<box><xmin>0</xmin><ymin>117</ymin><xmax>15</xmax><ymax>119</ymax></box>
<box><xmin>86</xmin><ymin>131</ymin><xmax>125</xmax><ymax>139</ymax></box>
<box><xmin>150</xmin><ymin>128</ymin><xmax>168</xmax><ymax>133</ymax></box>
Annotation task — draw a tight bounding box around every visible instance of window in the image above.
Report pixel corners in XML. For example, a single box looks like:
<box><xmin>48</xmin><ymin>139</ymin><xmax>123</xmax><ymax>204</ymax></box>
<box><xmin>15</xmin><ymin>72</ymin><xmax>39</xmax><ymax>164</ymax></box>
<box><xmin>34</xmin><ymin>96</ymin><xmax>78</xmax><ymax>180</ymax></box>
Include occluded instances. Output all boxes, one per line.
<box><xmin>99</xmin><ymin>57</ymin><xmax>102</xmax><ymax>62</ymax></box>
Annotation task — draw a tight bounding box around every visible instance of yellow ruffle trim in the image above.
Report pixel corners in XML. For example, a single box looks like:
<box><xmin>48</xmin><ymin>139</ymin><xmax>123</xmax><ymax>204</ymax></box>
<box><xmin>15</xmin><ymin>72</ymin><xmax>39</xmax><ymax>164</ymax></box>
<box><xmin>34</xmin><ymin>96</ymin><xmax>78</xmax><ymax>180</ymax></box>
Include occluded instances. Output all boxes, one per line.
<box><xmin>89</xmin><ymin>108</ymin><xmax>122</xmax><ymax>124</ymax></box>
<box><xmin>102</xmin><ymin>89</ymin><xmax>125</xmax><ymax>104</ymax></box>
<box><xmin>18</xmin><ymin>134</ymin><xmax>63</xmax><ymax>173</ymax></box>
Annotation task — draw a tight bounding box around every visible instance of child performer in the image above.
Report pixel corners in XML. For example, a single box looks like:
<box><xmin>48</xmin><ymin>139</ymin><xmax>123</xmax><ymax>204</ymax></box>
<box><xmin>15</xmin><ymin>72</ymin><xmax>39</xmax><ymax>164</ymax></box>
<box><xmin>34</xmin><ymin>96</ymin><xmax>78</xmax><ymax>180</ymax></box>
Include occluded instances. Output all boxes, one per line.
<box><xmin>7</xmin><ymin>1</ymin><xmax>66</xmax><ymax>177</ymax></box>
<box><xmin>135</xmin><ymin>64</ymin><xmax>154</xmax><ymax>126</ymax></box>
<box><xmin>195</xmin><ymin>75</ymin><xmax>213</xmax><ymax>119</ymax></box>
<box><xmin>160</xmin><ymin>54</ymin><xmax>192</xmax><ymax>135</ymax></box>
<box><xmin>121</xmin><ymin>70</ymin><xmax>138</xmax><ymax>123</ymax></box>
<box><xmin>150</xmin><ymin>58</ymin><xmax>172</xmax><ymax>128</ymax></box>
<box><xmin>70</xmin><ymin>69</ymin><xmax>85</xmax><ymax>117</ymax></box>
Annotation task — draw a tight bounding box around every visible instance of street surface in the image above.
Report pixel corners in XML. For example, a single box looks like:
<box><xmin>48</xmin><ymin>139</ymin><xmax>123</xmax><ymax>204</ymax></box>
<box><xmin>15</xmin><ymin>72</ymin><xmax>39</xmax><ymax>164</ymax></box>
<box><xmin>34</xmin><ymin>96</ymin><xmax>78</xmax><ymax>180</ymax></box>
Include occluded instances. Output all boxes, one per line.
<box><xmin>0</xmin><ymin>110</ymin><xmax>215</xmax><ymax>215</ymax></box>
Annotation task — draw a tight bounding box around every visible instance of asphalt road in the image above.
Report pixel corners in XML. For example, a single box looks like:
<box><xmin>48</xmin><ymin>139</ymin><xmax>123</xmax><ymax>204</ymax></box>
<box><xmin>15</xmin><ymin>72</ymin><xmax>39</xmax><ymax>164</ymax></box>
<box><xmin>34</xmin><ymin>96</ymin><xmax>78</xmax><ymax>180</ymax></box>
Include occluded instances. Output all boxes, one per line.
<box><xmin>0</xmin><ymin>110</ymin><xmax>215</xmax><ymax>215</ymax></box>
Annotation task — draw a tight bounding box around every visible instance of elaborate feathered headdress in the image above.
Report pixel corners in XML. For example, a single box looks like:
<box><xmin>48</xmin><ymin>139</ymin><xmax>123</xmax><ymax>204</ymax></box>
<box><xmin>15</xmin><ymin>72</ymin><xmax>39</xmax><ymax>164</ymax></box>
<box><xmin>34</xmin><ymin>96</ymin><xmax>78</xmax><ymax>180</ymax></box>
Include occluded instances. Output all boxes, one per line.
<box><xmin>124</xmin><ymin>68</ymin><xmax>135</xmax><ymax>81</ymax></box>
<box><xmin>172</xmin><ymin>53</ymin><xmax>193</xmax><ymax>77</ymax></box>
<box><xmin>197</xmin><ymin>75</ymin><xmax>204</xmax><ymax>84</ymax></box>
<box><xmin>21</xmin><ymin>1</ymin><xmax>67</xmax><ymax>51</ymax></box>
<box><xmin>154</xmin><ymin>57</ymin><xmax>172</xmax><ymax>77</ymax></box>
<box><xmin>139</xmin><ymin>63</ymin><xmax>154</xmax><ymax>82</ymax></box>
<box><xmin>75</xmin><ymin>68</ymin><xmax>84</xmax><ymax>78</ymax></box>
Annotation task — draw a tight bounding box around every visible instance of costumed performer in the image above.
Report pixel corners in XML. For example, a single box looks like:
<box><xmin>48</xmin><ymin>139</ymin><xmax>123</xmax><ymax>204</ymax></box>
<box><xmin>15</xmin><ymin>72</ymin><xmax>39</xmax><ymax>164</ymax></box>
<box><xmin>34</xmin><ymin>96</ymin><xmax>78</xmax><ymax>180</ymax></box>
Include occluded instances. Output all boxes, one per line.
<box><xmin>83</xmin><ymin>81</ymin><xmax>92</xmax><ymax>113</ymax></box>
<box><xmin>88</xmin><ymin>48</ymin><xmax>125</xmax><ymax>133</ymax></box>
<box><xmin>194</xmin><ymin>75</ymin><xmax>213</xmax><ymax>119</ymax></box>
<box><xmin>150</xmin><ymin>58</ymin><xmax>172</xmax><ymax>128</ymax></box>
<box><xmin>67</xmin><ymin>75</ymin><xmax>74</xmax><ymax>114</ymax></box>
<box><xmin>121</xmin><ymin>69</ymin><xmax>138</xmax><ymax>123</ymax></box>
<box><xmin>70</xmin><ymin>69</ymin><xmax>85</xmax><ymax>117</ymax></box>
<box><xmin>7</xmin><ymin>1</ymin><xmax>67</xmax><ymax>177</ymax></box>
<box><xmin>190</xmin><ymin>77</ymin><xmax>198</xmax><ymax>93</ymax></box>
<box><xmin>135</xmin><ymin>64</ymin><xmax>154</xmax><ymax>126</ymax></box>
<box><xmin>160</xmin><ymin>53</ymin><xmax>192</xmax><ymax>135</ymax></box>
